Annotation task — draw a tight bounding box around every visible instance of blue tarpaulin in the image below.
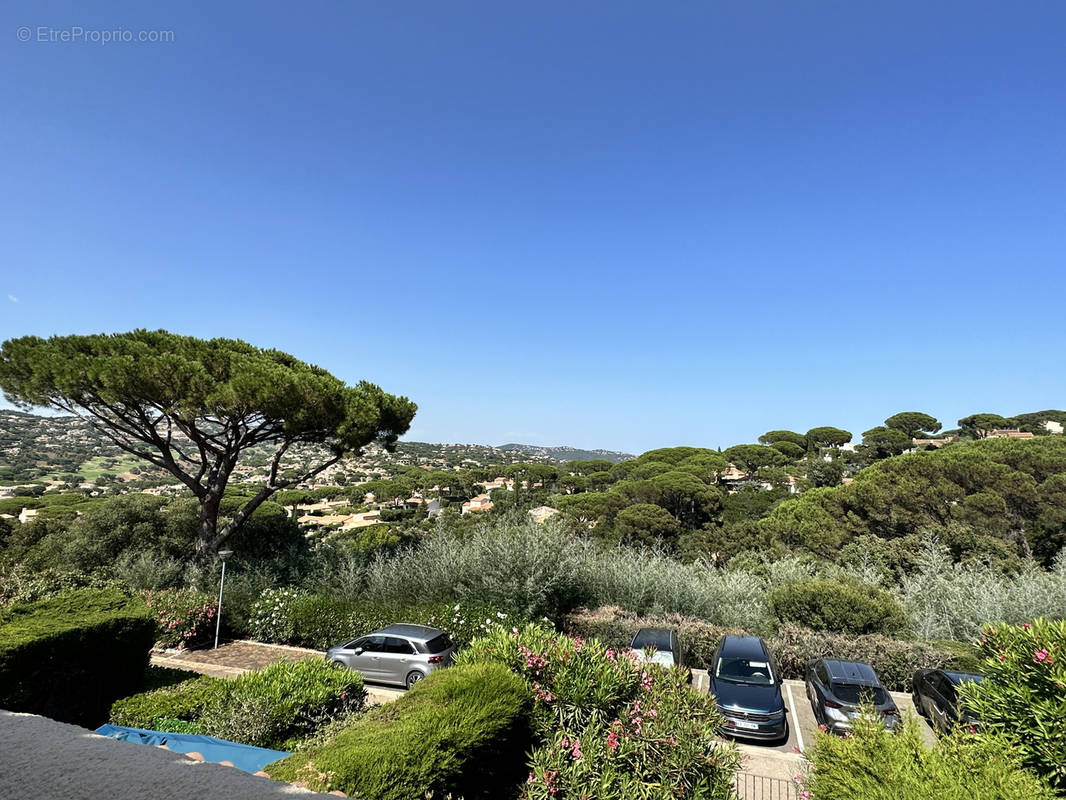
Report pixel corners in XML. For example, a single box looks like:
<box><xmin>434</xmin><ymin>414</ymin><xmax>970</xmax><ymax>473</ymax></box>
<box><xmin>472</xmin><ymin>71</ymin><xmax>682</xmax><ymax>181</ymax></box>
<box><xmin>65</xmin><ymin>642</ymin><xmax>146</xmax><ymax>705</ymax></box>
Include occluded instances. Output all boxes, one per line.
<box><xmin>94</xmin><ymin>724</ymin><xmax>289</xmax><ymax>774</ymax></box>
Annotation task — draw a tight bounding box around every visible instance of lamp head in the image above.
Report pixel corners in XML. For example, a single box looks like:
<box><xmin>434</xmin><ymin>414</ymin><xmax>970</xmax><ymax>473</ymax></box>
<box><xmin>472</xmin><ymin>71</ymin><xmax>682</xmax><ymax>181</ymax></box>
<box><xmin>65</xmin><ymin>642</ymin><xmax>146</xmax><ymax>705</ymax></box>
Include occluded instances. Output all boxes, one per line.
<box><xmin>218</xmin><ymin>550</ymin><xmax>234</xmax><ymax>562</ymax></box>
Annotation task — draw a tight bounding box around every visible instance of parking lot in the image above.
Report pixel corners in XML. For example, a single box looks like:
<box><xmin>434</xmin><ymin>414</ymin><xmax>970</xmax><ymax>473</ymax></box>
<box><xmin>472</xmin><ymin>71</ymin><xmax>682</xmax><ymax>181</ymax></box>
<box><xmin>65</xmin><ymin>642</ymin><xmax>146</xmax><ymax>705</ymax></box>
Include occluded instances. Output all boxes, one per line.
<box><xmin>691</xmin><ymin>671</ymin><xmax>937</xmax><ymax>780</ymax></box>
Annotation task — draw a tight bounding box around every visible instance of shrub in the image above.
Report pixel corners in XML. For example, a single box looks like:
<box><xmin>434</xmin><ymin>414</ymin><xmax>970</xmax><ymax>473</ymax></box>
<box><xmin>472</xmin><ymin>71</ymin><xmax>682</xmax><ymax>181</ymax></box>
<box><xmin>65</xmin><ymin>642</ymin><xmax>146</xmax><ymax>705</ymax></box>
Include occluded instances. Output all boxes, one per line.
<box><xmin>0</xmin><ymin>564</ymin><xmax>117</xmax><ymax>608</ymax></box>
<box><xmin>143</xmin><ymin>588</ymin><xmax>217</xmax><ymax>649</ymax></box>
<box><xmin>266</xmin><ymin>663</ymin><xmax>533</xmax><ymax>800</ymax></box>
<box><xmin>565</xmin><ymin>607</ymin><xmax>960</xmax><ymax>691</ymax></box>
<box><xmin>800</xmin><ymin>714</ymin><xmax>1055</xmax><ymax>799</ymax></box>
<box><xmin>768</xmin><ymin>626</ymin><xmax>954</xmax><ymax>692</ymax></box>
<box><xmin>0</xmin><ymin>587</ymin><xmax>155</xmax><ymax>728</ymax></box>
<box><xmin>199</xmin><ymin>658</ymin><xmax>365</xmax><ymax>748</ymax></box>
<box><xmin>110</xmin><ymin>675</ymin><xmax>223</xmax><ymax>729</ymax></box>
<box><xmin>460</xmin><ymin>625</ymin><xmax>741</xmax><ymax>799</ymax></box>
<box><xmin>769</xmin><ymin>577</ymin><xmax>907</xmax><ymax>635</ymax></box>
<box><xmin>249</xmin><ymin>587</ymin><xmax>305</xmax><ymax>643</ymax></box>
<box><xmin>961</xmin><ymin>618</ymin><xmax>1066</xmax><ymax>792</ymax></box>
<box><xmin>259</xmin><ymin>592</ymin><xmax>521</xmax><ymax>651</ymax></box>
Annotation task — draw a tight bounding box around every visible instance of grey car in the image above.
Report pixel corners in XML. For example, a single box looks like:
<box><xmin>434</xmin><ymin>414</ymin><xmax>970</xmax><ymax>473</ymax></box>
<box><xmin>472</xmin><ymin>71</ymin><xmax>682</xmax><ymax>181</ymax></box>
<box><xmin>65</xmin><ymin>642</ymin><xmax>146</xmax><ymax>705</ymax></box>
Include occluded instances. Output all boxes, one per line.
<box><xmin>805</xmin><ymin>658</ymin><xmax>900</xmax><ymax>734</ymax></box>
<box><xmin>326</xmin><ymin>624</ymin><xmax>455</xmax><ymax>689</ymax></box>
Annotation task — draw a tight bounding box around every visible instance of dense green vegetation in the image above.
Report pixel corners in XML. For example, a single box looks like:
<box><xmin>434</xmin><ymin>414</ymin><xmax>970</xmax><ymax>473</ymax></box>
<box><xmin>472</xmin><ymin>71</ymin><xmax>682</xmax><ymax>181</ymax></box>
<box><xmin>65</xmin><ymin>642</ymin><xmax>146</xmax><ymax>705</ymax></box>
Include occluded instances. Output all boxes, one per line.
<box><xmin>111</xmin><ymin>659</ymin><xmax>365</xmax><ymax>749</ymax></box>
<box><xmin>961</xmin><ymin>619</ymin><xmax>1066</xmax><ymax>792</ymax></box>
<box><xmin>800</xmin><ymin>715</ymin><xmax>1056</xmax><ymax>799</ymax></box>
<box><xmin>0</xmin><ymin>587</ymin><xmax>155</xmax><ymax>727</ymax></box>
<box><xmin>458</xmin><ymin>626</ymin><xmax>740</xmax><ymax>800</ymax></box>
<box><xmin>266</xmin><ymin>663</ymin><xmax>533</xmax><ymax>799</ymax></box>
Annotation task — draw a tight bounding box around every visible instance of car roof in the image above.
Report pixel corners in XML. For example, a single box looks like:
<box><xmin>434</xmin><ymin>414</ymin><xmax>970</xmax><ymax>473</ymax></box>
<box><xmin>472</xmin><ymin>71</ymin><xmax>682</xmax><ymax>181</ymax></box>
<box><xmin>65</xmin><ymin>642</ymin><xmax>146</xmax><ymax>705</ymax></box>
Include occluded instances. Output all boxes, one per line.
<box><xmin>943</xmin><ymin>671</ymin><xmax>984</xmax><ymax>684</ymax></box>
<box><xmin>822</xmin><ymin>659</ymin><xmax>880</xmax><ymax>686</ymax></box>
<box><xmin>377</xmin><ymin>623</ymin><xmax>445</xmax><ymax>641</ymax></box>
<box><xmin>632</xmin><ymin>628</ymin><xmax>675</xmax><ymax>649</ymax></box>
<box><xmin>719</xmin><ymin>635</ymin><xmax>769</xmax><ymax>660</ymax></box>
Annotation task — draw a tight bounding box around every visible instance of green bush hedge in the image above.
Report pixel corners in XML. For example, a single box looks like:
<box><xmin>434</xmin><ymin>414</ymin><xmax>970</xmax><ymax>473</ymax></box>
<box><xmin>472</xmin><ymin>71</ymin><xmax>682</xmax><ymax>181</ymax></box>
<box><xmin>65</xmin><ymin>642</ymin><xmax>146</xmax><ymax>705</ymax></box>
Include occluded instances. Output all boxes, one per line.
<box><xmin>248</xmin><ymin>589</ymin><xmax>521</xmax><ymax>651</ymax></box>
<box><xmin>768</xmin><ymin>577</ymin><xmax>907</xmax><ymax>635</ymax></box>
<box><xmin>0</xmin><ymin>587</ymin><xmax>155</xmax><ymax>727</ymax></box>
<box><xmin>800</xmin><ymin>714</ymin><xmax>1055</xmax><ymax>799</ymax></box>
<box><xmin>266</xmin><ymin>663</ymin><xmax>533</xmax><ymax>800</ymax></box>
<box><xmin>110</xmin><ymin>675</ymin><xmax>223</xmax><ymax>730</ymax></box>
<box><xmin>110</xmin><ymin>659</ymin><xmax>364</xmax><ymax>749</ymax></box>
<box><xmin>564</xmin><ymin>606</ymin><xmax>965</xmax><ymax>691</ymax></box>
<box><xmin>201</xmin><ymin>659</ymin><xmax>365</xmax><ymax>749</ymax></box>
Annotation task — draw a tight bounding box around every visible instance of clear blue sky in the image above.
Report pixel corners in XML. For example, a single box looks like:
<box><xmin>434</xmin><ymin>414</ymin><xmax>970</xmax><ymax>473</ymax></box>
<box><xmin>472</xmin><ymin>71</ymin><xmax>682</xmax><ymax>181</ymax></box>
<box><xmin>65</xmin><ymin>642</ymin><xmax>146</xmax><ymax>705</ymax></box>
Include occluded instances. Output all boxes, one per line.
<box><xmin>2</xmin><ymin>2</ymin><xmax>1064</xmax><ymax>454</ymax></box>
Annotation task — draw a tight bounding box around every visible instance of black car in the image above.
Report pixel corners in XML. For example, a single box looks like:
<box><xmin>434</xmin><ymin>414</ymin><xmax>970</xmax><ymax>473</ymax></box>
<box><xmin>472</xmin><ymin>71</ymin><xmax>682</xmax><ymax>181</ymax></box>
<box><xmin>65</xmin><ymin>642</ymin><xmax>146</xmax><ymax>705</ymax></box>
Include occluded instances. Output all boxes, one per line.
<box><xmin>912</xmin><ymin>669</ymin><xmax>983</xmax><ymax>732</ymax></box>
<box><xmin>805</xmin><ymin>659</ymin><xmax>899</xmax><ymax>734</ymax></box>
<box><xmin>630</xmin><ymin>627</ymin><xmax>681</xmax><ymax>668</ymax></box>
<box><xmin>710</xmin><ymin>635</ymin><xmax>788</xmax><ymax>741</ymax></box>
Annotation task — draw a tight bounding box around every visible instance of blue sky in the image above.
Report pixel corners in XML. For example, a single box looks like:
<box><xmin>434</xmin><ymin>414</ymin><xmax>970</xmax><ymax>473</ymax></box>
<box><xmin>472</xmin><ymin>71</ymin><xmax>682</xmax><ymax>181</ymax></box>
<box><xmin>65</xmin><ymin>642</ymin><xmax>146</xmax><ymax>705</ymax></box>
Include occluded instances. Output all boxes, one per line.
<box><xmin>2</xmin><ymin>2</ymin><xmax>1064</xmax><ymax>454</ymax></box>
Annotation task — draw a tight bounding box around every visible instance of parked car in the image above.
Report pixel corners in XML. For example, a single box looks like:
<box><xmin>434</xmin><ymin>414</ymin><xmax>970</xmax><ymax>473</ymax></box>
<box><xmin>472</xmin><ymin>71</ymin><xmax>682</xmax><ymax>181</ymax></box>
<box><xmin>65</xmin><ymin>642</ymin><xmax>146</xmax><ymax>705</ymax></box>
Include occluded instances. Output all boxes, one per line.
<box><xmin>710</xmin><ymin>635</ymin><xmax>788</xmax><ymax>741</ymax></box>
<box><xmin>912</xmin><ymin>669</ymin><xmax>984</xmax><ymax>732</ymax></box>
<box><xmin>805</xmin><ymin>658</ymin><xmax>899</xmax><ymax>734</ymax></box>
<box><xmin>630</xmin><ymin>627</ymin><xmax>681</xmax><ymax>668</ymax></box>
<box><xmin>326</xmin><ymin>624</ymin><xmax>455</xmax><ymax>689</ymax></box>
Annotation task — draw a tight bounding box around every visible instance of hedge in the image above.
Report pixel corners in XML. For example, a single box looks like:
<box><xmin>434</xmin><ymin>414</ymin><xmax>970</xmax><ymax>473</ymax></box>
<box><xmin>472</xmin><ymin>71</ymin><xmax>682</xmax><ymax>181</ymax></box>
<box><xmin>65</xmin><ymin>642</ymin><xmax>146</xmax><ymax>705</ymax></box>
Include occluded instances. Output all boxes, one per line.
<box><xmin>110</xmin><ymin>659</ymin><xmax>365</xmax><ymax>749</ymax></box>
<box><xmin>768</xmin><ymin>577</ymin><xmax>907</xmax><ymax>635</ymax></box>
<box><xmin>266</xmin><ymin>662</ymin><xmax>533</xmax><ymax>800</ymax></box>
<box><xmin>248</xmin><ymin>590</ymin><xmax>519</xmax><ymax>651</ymax></box>
<box><xmin>200</xmin><ymin>658</ymin><xmax>365</xmax><ymax>749</ymax></box>
<box><xmin>0</xmin><ymin>587</ymin><xmax>155</xmax><ymax>727</ymax></box>
<box><xmin>110</xmin><ymin>674</ymin><xmax>222</xmax><ymax>731</ymax></box>
<box><xmin>800</xmin><ymin>715</ymin><xmax>1056</xmax><ymax>799</ymax></box>
<box><xmin>564</xmin><ymin>606</ymin><xmax>970</xmax><ymax>691</ymax></box>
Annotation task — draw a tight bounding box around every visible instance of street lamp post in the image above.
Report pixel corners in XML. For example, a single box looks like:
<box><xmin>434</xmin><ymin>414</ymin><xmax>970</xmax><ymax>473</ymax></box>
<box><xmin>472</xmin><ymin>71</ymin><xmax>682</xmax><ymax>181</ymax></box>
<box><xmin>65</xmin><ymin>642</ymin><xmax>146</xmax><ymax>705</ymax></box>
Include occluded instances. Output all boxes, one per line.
<box><xmin>214</xmin><ymin>550</ymin><xmax>234</xmax><ymax>649</ymax></box>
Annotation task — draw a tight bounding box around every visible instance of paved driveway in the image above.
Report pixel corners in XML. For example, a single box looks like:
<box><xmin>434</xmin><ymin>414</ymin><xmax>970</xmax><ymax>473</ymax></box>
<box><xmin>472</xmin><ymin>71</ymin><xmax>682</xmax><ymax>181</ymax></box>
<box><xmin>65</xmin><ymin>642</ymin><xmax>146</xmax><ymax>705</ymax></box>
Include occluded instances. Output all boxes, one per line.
<box><xmin>152</xmin><ymin>640</ymin><xmax>405</xmax><ymax>705</ymax></box>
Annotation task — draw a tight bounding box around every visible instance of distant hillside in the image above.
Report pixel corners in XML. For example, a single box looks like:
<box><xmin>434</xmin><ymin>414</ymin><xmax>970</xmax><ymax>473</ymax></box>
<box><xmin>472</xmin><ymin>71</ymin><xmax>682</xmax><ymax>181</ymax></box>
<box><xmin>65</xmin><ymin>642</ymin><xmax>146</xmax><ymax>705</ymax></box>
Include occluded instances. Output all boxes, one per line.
<box><xmin>496</xmin><ymin>443</ymin><xmax>633</xmax><ymax>463</ymax></box>
<box><xmin>0</xmin><ymin>410</ymin><xmax>632</xmax><ymax>485</ymax></box>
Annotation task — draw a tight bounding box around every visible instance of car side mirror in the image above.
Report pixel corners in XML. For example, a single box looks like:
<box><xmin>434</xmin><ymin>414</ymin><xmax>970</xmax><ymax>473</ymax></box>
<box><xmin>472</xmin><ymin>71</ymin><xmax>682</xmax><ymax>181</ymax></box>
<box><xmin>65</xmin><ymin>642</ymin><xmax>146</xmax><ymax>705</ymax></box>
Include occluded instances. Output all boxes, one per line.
<box><xmin>353</xmin><ymin>647</ymin><xmax>364</xmax><ymax>655</ymax></box>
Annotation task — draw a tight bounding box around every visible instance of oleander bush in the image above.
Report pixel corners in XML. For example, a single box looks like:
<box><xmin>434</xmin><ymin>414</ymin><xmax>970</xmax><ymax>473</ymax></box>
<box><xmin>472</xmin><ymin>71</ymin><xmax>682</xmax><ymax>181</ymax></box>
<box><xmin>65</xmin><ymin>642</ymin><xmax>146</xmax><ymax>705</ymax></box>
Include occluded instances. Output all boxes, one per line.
<box><xmin>799</xmin><ymin>713</ymin><xmax>1056</xmax><ymax>799</ymax></box>
<box><xmin>266</xmin><ymin>662</ymin><xmax>533</xmax><ymax>800</ymax></box>
<box><xmin>459</xmin><ymin>625</ymin><xmax>741</xmax><ymax>800</ymax></box>
<box><xmin>564</xmin><ymin>607</ymin><xmax>965</xmax><ymax>691</ymax></box>
<box><xmin>143</xmin><ymin>587</ymin><xmax>217</xmax><ymax>649</ymax></box>
<box><xmin>0</xmin><ymin>587</ymin><xmax>155</xmax><ymax>727</ymax></box>
<box><xmin>110</xmin><ymin>674</ymin><xmax>223</xmax><ymax>730</ymax></box>
<box><xmin>199</xmin><ymin>659</ymin><xmax>365</xmax><ymax>749</ymax></box>
<box><xmin>960</xmin><ymin>619</ymin><xmax>1066</xmax><ymax>792</ymax></box>
<box><xmin>768</xmin><ymin>577</ymin><xmax>907</xmax><ymax>635</ymax></box>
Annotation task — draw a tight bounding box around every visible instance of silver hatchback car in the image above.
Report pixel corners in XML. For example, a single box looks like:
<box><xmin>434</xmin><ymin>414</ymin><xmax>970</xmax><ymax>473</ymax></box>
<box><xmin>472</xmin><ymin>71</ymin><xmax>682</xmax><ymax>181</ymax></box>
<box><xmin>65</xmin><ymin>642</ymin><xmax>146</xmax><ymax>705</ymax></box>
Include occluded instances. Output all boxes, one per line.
<box><xmin>326</xmin><ymin>624</ymin><xmax>455</xmax><ymax>689</ymax></box>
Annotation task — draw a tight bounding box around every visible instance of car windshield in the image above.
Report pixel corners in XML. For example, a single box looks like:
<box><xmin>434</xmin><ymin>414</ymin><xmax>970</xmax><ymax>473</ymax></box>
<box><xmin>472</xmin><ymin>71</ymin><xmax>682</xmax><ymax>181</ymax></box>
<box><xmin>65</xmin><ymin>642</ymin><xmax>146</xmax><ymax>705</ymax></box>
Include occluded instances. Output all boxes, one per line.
<box><xmin>715</xmin><ymin>656</ymin><xmax>774</xmax><ymax>685</ymax></box>
<box><xmin>831</xmin><ymin>682</ymin><xmax>888</xmax><ymax>705</ymax></box>
<box><xmin>633</xmin><ymin>648</ymin><xmax>675</xmax><ymax>667</ymax></box>
<box><xmin>424</xmin><ymin>633</ymin><xmax>453</xmax><ymax>653</ymax></box>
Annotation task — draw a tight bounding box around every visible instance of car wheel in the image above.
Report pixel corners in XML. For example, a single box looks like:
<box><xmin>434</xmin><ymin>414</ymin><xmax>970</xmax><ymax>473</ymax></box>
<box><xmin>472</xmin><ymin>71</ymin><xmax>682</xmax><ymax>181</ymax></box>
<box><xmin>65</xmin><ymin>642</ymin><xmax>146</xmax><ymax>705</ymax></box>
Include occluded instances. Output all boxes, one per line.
<box><xmin>405</xmin><ymin>670</ymin><xmax>424</xmax><ymax>689</ymax></box>
<box><xmin>913</xmin><ymin>693</ymin><xmax>925</xmax><ymax>717</ymax></box>
<box><xmin>330</xmin><ymin>660</ymin><xmax>348</xmax><ymax>669</ymax></box>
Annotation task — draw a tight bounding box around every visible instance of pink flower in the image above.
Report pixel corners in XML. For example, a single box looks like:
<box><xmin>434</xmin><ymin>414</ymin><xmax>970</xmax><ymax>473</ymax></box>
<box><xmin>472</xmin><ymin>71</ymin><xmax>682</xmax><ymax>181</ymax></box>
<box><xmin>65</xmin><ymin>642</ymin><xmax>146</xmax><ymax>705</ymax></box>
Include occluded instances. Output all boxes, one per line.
<box><xmin>606</xmin><ymin>649</ymin><xmax>616</xmax><ymax>661</ymax></box>
<box><xmin>607</xmin><ymin>730</ymin><xmax>619</xmax><ymax>751</ymax></box>
<box><xmin>1034</xmin><ymin>649</ymin><xmax>1053</xmax><ymax>664</ymax></box>
<box><xmin>1022</xmin><ymin>622</ymin><xmax>1032</xmax><ymax>630</ymax></box>
<box><xmin>800</xmin><ymin>792</ymin><xmax>811</xmax><ymax>800</ymax></box>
